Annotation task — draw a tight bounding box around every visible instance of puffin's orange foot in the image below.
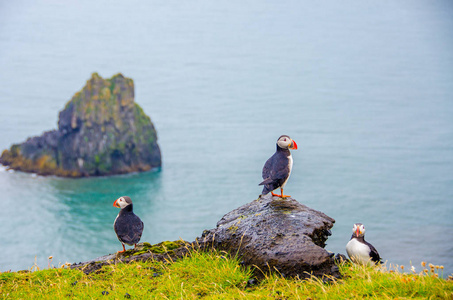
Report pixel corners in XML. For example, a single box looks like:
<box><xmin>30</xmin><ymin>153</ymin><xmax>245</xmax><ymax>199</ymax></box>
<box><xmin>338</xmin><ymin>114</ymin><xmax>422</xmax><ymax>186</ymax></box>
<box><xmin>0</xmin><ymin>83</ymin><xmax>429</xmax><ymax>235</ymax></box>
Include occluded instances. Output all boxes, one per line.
<box><xmin>271</xmin><ymin>192</ymin><xmax>290</xmax><ymax>198</ymax></box>
<box><xmin>117</xmin><ymin>244</ymin><xmax>126</xmax><ymax>253</ymax></box>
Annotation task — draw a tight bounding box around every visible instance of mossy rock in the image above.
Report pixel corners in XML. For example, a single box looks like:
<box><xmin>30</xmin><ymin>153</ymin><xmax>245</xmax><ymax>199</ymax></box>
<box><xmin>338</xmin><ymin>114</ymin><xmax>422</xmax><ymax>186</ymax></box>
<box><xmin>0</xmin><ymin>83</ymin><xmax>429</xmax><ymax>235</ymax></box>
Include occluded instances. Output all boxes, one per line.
<box><xmin>148</xmin><ymin>241</ymin><xmax>185</xmax><ymax>254</ymax></box>
<box><xmin>71</xmin><ymin>240</ymin><xmax>190</xmax><ymax>274</ymax></box>
<box><xmin>197</xmin><ymin>195</ymin><xmax>340</xmax><ymax>280</ymax></box>
<box><xmin>122</xmin><ymin>241</ymin><xmax>186</xmax><ymax>258</ymax></box>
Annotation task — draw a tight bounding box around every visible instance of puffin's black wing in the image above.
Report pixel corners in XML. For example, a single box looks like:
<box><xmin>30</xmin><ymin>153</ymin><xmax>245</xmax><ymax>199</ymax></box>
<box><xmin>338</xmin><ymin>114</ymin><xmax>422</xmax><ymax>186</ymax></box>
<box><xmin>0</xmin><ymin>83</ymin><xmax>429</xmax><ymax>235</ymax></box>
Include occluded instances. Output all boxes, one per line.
<box><xmin>365</xmin><ymin>240</ymin><xmax>382</xmax><ymax>263</ymax></box>
<box><xmin>259</xmin><ymin>152</ymin><xmax>289</xmax><ymax>194</ymax></box>
<box><xmin>261</xmin><ymin>155</ymin><xmax>274</xmax><ymax>181</ymax></box>
<box><xmin>114</xmin><ymin>213</ymin><xmax>144</xmax><ymax>245</ymax></box>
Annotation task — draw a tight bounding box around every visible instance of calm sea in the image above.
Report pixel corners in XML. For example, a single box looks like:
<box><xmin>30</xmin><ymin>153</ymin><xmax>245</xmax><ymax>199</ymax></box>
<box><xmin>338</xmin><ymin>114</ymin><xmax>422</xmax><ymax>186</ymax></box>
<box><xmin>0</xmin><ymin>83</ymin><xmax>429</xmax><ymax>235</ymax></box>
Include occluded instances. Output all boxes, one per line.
<box><xmin>1</xmin><ymin>0</ymin><xmax>452</xmax><ymax>275</ymax></box>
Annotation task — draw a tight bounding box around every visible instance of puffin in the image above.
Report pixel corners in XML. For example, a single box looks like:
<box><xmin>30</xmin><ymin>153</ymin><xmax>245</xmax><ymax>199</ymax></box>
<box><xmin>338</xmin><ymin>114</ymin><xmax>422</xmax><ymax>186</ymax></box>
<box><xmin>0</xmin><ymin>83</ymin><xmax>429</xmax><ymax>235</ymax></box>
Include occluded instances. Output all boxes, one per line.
<box><xmin>259</xmin><ymin>135</ymin><xmax>298</xmax><ymax>198</ymax></box>
<box><xmin>346</xmin><ymin>223</ymin><xmax>382</xmax><ymax>265</ymax></box>
<box><xmin>113</xmin><ymin>196</ymin><xmax>144</xmax><ymax>253</ymax></box>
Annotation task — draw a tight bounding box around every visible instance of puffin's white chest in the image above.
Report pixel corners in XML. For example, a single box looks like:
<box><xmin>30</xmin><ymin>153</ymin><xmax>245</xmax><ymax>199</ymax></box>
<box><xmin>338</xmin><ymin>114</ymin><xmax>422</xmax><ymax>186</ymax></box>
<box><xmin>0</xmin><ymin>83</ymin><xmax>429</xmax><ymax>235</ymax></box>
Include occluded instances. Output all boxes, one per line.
<box><xmin>288</xmin><ymin>154</ymin><xmax>293</xmax><ymax>172</ymax></box>
<box><xmin>346</xmin><ymin>238</ymin><xmax>372</xmax><ymax>265</ymax></box>
<box><xmin>281</xmin><ymin>154</ymin><xmax>293</xmax><ymax>188</ymax></box>
<box><xmin>114</xmin><ymin>213</ymin><xmax>119</xmax><ymax>227</ymax></box>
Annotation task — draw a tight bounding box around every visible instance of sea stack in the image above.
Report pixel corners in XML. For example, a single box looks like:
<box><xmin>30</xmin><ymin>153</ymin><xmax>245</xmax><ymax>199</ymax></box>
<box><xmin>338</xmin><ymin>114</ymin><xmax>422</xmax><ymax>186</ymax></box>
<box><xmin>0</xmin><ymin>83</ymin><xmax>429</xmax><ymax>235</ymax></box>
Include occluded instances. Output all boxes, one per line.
<box><xmin>0</xmin><ymin>73</ymin><xmax>161</xmax><ymax>177</ymax></box>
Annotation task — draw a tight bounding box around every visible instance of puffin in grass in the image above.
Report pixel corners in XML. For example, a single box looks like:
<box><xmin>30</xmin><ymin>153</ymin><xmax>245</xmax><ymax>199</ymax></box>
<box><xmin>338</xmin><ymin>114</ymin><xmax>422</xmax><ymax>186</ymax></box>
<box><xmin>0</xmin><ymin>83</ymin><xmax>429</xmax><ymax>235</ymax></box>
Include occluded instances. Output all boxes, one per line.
<box><xmin>113</xmin><ymin>196</ymin><xmax>144</xmax><ymax>253</ymax></box>
<box><xmin>346</xmin><ymin>223</ymin><xmax>382</xmax><ymax>265</ymax></box>
<box><xmin>259</xmin><ymin>135</ymin><xmax>298</xmax><ymax>198</ymax></box>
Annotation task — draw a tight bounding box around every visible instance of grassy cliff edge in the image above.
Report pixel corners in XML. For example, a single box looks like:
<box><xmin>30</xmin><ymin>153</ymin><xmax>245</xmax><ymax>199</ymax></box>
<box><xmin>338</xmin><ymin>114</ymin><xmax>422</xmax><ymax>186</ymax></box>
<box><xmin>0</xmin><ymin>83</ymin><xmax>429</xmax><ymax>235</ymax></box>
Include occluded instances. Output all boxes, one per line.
<box><xmin>1</xmin><ymin>247</ymin><xmax>452</xmax><ymax>299</ymax></box>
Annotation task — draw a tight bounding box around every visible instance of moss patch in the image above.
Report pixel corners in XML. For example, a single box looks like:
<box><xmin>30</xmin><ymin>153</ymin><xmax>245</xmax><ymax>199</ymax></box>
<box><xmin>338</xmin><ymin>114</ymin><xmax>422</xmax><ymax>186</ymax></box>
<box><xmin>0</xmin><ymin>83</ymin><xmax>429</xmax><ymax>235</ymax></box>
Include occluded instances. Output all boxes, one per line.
<box><xmin>122</xmin><ymin>241</ymin><xmax>186</xmax><ymax>258</ymax></box>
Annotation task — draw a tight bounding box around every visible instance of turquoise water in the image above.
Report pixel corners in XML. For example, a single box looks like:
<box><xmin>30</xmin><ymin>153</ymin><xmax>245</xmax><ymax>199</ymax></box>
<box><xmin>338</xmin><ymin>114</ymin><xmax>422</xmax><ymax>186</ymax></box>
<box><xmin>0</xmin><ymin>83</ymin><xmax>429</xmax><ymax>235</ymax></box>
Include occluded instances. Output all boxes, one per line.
<box><xmin>1</xmin><ymin>1</ymin><xmax>453</xmax><ymax>274</ymax></box>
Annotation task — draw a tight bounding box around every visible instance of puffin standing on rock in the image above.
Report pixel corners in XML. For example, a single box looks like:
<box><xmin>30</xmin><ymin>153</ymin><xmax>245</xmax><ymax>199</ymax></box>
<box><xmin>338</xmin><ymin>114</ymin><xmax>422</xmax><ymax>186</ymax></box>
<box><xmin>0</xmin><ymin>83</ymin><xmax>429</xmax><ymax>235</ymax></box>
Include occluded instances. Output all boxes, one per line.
<box><xmin>259</xmin><ymin>135</ymin><xmax>298</xmax><ymax>198</ymax></box>
<box><xmin>113</xmin><ymin>196</ymin><xmax>144</xmax><ymax>253</ymax></box>
<box><xmin>346</xmin><ymin>223</ymin><xmax>382</xmax><ymax>265</ymax></box>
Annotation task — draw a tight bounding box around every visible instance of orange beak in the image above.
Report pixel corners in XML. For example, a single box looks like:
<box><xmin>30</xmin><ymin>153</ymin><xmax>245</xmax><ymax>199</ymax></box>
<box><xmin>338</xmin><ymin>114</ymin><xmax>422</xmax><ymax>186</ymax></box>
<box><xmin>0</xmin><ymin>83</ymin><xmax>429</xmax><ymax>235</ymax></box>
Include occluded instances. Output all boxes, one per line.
<box><xmin>290</xmin><ymin>139</ymin><xmax>298</xmax><ymax>150</ymax></box>
<box><xmin>113</xmin><ymin>199</ymin><xmax>120</xmax><ymax>208</ymax></box>
<box><xmin>356</xmin><ymin>228</ymin><xmax>360</xmax><ymax>237</ymax></box>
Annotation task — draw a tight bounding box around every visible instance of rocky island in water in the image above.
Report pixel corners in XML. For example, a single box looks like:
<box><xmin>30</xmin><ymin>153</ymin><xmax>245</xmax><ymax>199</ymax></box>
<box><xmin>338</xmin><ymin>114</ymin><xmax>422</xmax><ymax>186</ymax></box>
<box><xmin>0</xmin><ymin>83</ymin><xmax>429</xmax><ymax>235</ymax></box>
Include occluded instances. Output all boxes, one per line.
<box><xmin>0</xmin><ymin>73</ymin><xmax>161</xmax><ymax>177</ymax></box>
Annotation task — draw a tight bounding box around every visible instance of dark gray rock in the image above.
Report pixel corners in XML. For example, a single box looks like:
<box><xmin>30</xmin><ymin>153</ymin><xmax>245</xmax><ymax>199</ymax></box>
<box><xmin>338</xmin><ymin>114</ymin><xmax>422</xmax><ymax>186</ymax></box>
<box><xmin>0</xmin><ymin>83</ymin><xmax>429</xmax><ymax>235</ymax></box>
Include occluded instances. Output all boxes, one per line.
<box><xmin>197</xmin><ymin>195</ymin><xmax>340</xmax><ymax>279</ymax></box>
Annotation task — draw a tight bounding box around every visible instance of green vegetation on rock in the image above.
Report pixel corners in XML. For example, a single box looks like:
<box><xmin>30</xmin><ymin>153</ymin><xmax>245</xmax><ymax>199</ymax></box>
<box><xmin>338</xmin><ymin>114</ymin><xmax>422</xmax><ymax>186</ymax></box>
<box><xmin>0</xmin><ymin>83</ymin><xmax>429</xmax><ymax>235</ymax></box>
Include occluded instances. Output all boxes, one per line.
<box><xmin>120</xmin><ymin>241</ymin><xmax>186</xmax><ymax>258</ymax></box>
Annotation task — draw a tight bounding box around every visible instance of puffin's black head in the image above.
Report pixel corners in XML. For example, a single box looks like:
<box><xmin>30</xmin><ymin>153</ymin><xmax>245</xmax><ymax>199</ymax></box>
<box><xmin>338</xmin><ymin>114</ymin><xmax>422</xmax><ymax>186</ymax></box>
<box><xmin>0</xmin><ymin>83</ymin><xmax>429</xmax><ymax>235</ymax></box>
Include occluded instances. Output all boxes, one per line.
<box><xmin>277</xmin><ymin>135</ymin><xmax>298</xmax><ymax>150</ymax></box>
<box><xmin>113</xmin><ymin>196</ymin><xmax>133</xmax><ymax>209</ymax></box>
<box><xmin>352</xmin><ymin>223</ymin><xmax>366</xmax><ymax>238</ymax></box>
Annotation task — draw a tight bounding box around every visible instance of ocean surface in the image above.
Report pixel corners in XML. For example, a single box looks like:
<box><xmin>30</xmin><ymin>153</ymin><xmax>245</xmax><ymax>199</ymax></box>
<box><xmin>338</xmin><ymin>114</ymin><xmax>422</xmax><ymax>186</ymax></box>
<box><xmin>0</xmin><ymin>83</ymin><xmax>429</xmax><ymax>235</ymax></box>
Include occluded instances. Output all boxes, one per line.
<box><xmin>1</xmin><ymin>0</ymin><xmax>452</xmax><ymax>275</ymax></box>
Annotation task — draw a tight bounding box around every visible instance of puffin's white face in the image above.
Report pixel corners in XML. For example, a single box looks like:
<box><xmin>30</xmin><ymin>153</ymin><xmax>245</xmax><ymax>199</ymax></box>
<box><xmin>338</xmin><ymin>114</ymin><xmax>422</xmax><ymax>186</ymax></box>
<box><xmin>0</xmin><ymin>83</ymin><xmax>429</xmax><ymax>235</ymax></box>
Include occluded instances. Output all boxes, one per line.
<box><xmin>113</xmin><ymin>196</ymin><xmax>132</xmax><ymax>209</ymax></box>
<box><xmin>277</xmin><ymin>135</ymin><xmax>298</xmax><ymax>150</ymax></box>
<box><xmin>352</xmin><ymin>223</ymin><xmax>365</xmax><ymax>237</ymax></box>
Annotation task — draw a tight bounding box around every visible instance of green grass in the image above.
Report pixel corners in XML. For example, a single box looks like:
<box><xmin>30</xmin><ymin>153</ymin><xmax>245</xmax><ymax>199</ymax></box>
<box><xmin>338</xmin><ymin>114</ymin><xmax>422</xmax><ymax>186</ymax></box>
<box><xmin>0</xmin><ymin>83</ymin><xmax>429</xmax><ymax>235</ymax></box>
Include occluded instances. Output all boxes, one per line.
<box><xmin>1</xmin><ymin>249</ymin><xmax>452</xmax><ymax>299</ymax></box>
